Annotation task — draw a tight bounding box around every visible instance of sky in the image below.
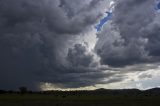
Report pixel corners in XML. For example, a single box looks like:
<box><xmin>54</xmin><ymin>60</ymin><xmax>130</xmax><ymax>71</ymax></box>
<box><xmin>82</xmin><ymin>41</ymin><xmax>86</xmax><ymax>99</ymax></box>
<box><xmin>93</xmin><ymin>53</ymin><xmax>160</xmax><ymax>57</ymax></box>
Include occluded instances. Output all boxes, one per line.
<box><xmin>0</xmin><ymin>0</ymin><xmax>160</xmax><ymax>91</ymax></box>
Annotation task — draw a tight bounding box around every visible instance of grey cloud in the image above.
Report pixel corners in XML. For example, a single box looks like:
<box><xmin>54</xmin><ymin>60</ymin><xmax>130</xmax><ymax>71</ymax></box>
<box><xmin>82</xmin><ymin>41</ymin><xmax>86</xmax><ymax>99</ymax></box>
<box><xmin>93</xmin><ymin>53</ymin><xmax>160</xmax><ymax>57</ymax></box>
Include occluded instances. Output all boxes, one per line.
<box><xmin>114</xmin><ymin>63</ymin><xmax>160</xmax><ymax>72</ymax></box>
<box><xmin>0</xmin><ymin>0</ymin><xmax>109</xmax><ymax>90</ymax></box>
<box><xmin>59</xmin><ymin>0</ymin><xmax>91</xmax><ymax>17</ymax></box>
<box><xmin>64</xmin><ymin>43</ymin><xmax>122</xmax><ymax>88</ymax></box>
<box><xmin>59</xmin><ymin>0</ymin><xmax>104</xmax><ymax>18</ymax></box>
<box><xmin>138</xmin><ymin>73</ymin><xmax>152</xmax><ymax>79</ymax></box>
<box><xmin>2</xmin><ymin>0</ymin><xmax>158</xmax><ymax>90</ymax></box>
<box><xmin>67</xmin><ymin>44</ymin><xmax>94</xmax><ymax>67</ymax></box>
<box><xmin>95</xmin><ymin>0</ymin><xmax>160</xmax><ymax>67</ymax></box>
<box><xmin>49</xmin><ymin>68</ymin><xmax>116</xmax><ymax>88</ymax></box>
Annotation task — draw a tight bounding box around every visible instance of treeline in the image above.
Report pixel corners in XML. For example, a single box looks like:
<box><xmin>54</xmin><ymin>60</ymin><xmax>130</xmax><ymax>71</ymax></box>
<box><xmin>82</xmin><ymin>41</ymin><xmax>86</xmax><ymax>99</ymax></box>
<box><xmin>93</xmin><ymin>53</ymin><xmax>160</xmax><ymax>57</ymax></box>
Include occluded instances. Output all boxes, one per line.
<box><xmin>1</xmin><ymin>87</ymin><xmax>160</xmax><ymax>96</ymax></box>
<box><xmin>42</xmin><ymin>88</ymin><xmax>160</xmax><ymax>96</ymax></box>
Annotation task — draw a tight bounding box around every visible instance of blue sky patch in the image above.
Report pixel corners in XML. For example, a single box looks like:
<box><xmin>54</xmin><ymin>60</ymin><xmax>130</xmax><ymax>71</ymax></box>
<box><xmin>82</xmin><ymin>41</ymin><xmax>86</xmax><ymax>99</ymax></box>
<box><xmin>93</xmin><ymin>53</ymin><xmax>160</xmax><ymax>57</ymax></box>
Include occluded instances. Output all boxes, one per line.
<box><xmin>155</xmin><ymin>0</ymin><xmax>160</xmax><ymax>11</ymax></box>
<box><xmin>95</xmin><ymin>12</ymin><xmax>112</xmax><ymax>32</ymax></box>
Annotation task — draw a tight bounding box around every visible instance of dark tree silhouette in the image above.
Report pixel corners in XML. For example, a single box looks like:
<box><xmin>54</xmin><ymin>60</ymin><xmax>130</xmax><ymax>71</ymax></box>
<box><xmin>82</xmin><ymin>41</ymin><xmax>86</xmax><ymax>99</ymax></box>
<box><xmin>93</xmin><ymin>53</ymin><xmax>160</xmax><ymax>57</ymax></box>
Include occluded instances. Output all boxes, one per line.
<box><xmin>19</xmin><ymin>86</ymin><xmax>28</xmax><ymax>94</ymax></box>
<box><xmin>0</xmin><ymin>90</ymin><xmax>6</xmax><ymax>94</ymax></box>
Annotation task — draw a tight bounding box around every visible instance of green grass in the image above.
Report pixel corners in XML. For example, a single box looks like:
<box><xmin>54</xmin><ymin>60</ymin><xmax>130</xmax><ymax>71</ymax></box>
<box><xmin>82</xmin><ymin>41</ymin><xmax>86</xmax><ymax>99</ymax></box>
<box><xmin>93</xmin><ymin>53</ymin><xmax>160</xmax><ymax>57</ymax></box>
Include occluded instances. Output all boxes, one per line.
<box><xmin>0</xmin><ymin>94</ymin><xmax>160</xmax><ymax>106</ymax></box>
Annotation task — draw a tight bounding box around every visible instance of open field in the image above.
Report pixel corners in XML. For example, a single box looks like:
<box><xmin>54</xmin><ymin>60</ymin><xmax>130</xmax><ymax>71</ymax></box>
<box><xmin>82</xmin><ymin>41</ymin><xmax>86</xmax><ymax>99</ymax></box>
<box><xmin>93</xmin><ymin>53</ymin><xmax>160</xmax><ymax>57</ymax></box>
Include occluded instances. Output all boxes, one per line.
<box><xmin>0</xmin><ymin>94</ymin><xmax>160</xmax><ymax>106</ymax></box>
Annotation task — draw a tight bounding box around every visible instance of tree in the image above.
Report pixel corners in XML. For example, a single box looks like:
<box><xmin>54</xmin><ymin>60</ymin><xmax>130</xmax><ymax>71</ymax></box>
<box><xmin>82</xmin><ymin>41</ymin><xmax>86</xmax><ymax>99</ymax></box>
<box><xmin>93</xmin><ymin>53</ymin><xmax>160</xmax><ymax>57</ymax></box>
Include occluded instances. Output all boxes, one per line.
<box><xmin>19</xmin><ymin>86</ymin><xmax>27</xmax><ymax>94</ymax></box>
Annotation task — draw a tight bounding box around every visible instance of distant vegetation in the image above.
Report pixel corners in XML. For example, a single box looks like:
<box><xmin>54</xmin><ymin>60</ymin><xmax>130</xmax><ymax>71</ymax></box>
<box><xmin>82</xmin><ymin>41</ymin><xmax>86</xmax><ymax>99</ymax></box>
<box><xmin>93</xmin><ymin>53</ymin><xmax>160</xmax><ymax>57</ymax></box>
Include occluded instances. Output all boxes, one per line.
<box><xmin>1</xmin><ymin>87</ymin><xmax>160</xmax><ymax>96</ymax></box>
<box><xmin>0</xmin><ymin>88</ymin><xmax>160</xmax><ymax>106</ymax></box>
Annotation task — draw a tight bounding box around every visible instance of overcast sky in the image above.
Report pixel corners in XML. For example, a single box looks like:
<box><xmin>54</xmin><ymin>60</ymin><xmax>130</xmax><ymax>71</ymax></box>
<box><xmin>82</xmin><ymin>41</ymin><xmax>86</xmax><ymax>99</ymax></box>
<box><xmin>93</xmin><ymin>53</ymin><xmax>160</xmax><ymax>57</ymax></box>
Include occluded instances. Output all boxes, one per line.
<box><xmin>0</xmin><ymin>0</ymin><xmax>160</xmax><ymax>90</ymax></box>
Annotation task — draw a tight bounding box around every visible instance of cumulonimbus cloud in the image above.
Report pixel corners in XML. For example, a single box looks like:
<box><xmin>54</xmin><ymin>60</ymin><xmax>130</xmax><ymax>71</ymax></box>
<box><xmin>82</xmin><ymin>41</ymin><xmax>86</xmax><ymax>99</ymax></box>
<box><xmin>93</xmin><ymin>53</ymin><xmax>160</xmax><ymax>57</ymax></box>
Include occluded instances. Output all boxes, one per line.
<box><xmin>1</xmin><ymin>0</ymin><xmax>159</xmax><ymax>90</ymax></box>
<box><xmin>0</xmin><ymin>0</ymin><xmax>114</xmax><ymax>90</ymax></box>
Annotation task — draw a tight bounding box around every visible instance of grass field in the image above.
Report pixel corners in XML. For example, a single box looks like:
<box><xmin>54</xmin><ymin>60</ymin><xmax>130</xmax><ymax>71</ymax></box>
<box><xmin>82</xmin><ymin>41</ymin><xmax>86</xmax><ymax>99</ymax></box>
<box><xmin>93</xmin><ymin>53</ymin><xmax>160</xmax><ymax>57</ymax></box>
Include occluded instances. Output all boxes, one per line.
<box><xmin>0</xmin><ymin>94</ymin><xmax>160</xmax><ymax>106</ymax></box>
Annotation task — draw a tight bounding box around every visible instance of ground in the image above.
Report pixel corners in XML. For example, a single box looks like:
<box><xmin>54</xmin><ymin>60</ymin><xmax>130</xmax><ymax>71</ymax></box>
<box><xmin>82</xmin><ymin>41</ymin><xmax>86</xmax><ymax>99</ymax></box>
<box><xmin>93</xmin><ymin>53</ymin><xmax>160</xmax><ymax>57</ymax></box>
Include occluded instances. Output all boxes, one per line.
<box><xmin>0</xmin><ymin>94</ymin><xmax>160</xmax><ymax>106</ymax></box>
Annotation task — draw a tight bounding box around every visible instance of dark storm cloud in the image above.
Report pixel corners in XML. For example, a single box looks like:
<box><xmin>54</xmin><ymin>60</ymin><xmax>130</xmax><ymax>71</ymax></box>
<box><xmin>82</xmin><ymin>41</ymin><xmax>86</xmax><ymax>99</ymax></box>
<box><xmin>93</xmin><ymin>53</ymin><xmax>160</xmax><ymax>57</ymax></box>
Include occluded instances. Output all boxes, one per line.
<box><xmin>67</xmin><ymin>44</ymin><xmax>94</xmax><ymax>67</ymax></box>
<box><xmin>95</xmin><ymin>0</ymin><xmax>160</xmax><ymax>67</ymax></box>
<box><xmin>59</xmin><ymin>0</ymin><xmax>104</xmax><ymax>18</ymax></box>
<box><xmin>62</xmin><ymin>43</ymin><xmax>121</xmax><ymax>88</ymax></box>
<box><xmin>47</xmin><ymin>67</ymin><xmax>117</xmax><ymax>88</ymax></box>
<box><xmin>0</xmin><ymin>0</ymin><xmax>116</xmax><ymax>90</ymax></box>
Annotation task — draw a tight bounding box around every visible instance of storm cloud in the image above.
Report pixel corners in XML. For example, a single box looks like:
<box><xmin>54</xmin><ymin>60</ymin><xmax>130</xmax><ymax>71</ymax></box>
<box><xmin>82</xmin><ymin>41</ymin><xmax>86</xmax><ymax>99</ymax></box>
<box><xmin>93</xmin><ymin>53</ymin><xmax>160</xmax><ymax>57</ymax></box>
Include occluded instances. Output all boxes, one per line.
<box><xmin>0</xmin><ymin>0</ymin><xmax>116</xmax><ymax>90</ymax></box>
<box><xmin>1</xmin><ymin>0</ymin><xmax>160</xmax><ymax>90</ymax></box>
<box><xmin>95</xmin><ymin>0</ymin><xmax>160</xmax><ymax>67</ymax></box>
